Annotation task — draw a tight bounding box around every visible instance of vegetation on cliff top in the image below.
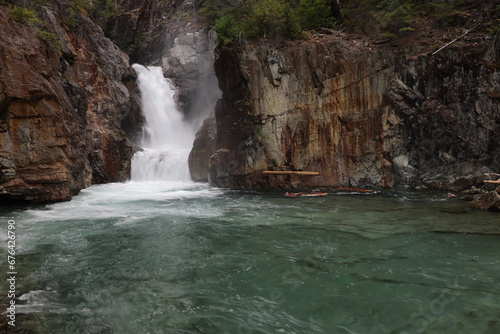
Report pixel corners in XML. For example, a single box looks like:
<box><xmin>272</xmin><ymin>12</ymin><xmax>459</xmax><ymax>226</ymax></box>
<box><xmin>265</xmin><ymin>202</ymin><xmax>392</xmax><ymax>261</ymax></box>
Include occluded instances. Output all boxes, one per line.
<box><xmin>3</xmin><ymin>0</ymin><xmax>122</xmax><ymax>29</ymax></box>
<box><xmin>200</xmin><ymin>0</ymin><xmax>339</xmax><ymax>44</ymax></box>
<box><xmin>68</xmin><ymin>0</ymin><xmax>122</xmax><ymax>27</ymax></box>
<box><xmin>198</xmin><ymin>0</ymin><xmax>499</xmax><ymax>45</ymax></box>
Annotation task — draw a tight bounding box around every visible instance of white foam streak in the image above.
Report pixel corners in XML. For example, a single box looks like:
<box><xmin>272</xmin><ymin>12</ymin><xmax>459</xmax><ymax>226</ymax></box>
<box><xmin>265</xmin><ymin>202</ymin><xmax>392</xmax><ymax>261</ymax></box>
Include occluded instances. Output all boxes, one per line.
<box><xmin>131</xmin><ymin>149</ymin><xmax>191</xmax><ymax>182</ymax></box>
<box><xmin>24</xmin><ymin>182</ymin><xmax>223</xmax><ymax>223</ymax></box>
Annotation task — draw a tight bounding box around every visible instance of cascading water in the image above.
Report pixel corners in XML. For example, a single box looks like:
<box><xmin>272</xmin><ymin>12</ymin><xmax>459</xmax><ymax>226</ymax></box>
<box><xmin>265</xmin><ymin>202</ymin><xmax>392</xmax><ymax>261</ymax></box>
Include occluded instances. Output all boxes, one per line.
<box><xmin>131</xmin><ymin>64</ymin><xmax>196</xmax><ymax>182</ymax></box>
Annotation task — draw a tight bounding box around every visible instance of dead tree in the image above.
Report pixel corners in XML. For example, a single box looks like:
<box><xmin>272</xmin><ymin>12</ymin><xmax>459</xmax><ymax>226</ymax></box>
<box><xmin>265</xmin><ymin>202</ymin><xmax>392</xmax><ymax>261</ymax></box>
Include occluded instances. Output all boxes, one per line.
<box><xmin>331</xmin><ymin>0</ymin><xmax>344</xmax><ymax>23</ymax></box>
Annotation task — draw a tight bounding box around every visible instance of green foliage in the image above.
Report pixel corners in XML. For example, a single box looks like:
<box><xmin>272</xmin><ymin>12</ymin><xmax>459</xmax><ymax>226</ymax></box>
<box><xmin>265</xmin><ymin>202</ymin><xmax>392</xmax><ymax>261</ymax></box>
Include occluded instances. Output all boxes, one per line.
<box><xmin>379</xmin><ymin>32</ymin><xmax>396</xmax><ymax>40</ymax></box>
<box><xmin>252</xmin><ymin>0</ymin><xmax>287</xmax><ymax>37</ymax></box>
<box><xmin>296</xmin><ymin>0</ymin><xmax>332</xmax><ymax>31</ymax></box>
<box><xmin>202</xmin><ymin>0</ymin><xmax>500</xmax><ymax>44</ymax></box>
<box><xmin>414</xmin><ymin>0</ymin><xmax>464</xmax><ymax>16</ymax></box>
<box><xmin>487</xmin><ymin>20</ymin><xmax>500</xmax><ymax>36</ymax></box>
<box><xmin>99</xmin><ymin>0</ymin><xmax>121</xmax><ymax>22</ymax></box>
<box><xmin>65</xmin><ymin>6</ymin><xmax>78</xmax><ymax>29</ymax></box>
<box><xmin>68</xmin><ymin>0</ymin><xmax>122</xmax><ymax>29</ymax></box>
<box><xmin>214</xmin><ymin>10</ymin><xmax>245</xmax><ymax>44</ymax></box>
<box><xmin>129</xmin><ymin>27</ymin><xmax>146</xmax><ymax>53</ymax></box>
<box><xmin>377</xmin><ymin>0</ymin><xmax>415</xmax><ymax>33</ymax></box>
<box><xmin>253</xmin><ymin>123</ymin><xmax>262</xmax><ymax>137</ymax></box>
<box><xmin>38</xmin><ymin>29</ymin><xmax>61</xmax><ymax>51</ymax></box>
<box><xmin>342</xmin><ymin>0</ymin><xmax>474</xmax><ymax>38</ymax></box>
<box><xmin>7</xmin><ymin>4</ymin><xmax>61</xmax><ymax>53</ymax></box>
<box><xmin>399</xmin><ymin>26</ymin><xmax>414</xmax><ymax>33</ymax></box>
<box><xmin>9</xmin><ymin>6</ymin><xmax>40</xmax><ymax>24</ymax></box>
<box><xmin>200</xmin><ymin>0</ymin><xmax>335</xmax><ymax>44</ymax></box>
<box><xmin>69</xmin><ymin>0</ymin><xmax>92</xmax><ymax>15</ymax></box>
<box><xmin>486</xmin><ymin>4</ymin><xmax>500</xmax><ymax>36</ymax></box>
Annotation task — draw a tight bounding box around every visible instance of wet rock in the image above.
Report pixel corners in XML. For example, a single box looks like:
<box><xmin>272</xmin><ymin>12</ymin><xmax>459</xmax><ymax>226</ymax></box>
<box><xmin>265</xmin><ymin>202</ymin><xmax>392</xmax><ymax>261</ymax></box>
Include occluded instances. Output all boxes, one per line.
<box><xmin>188</xmin><ymin>115</ymin><xmax>216</xmax><ymax>182</ymax></box>
<box><xmin>0</xmin><ymin>3</ymin><xmax>134</xmax><ymax>202</ymax></box>
<box><xmin>385</xmin><ymin>78</ymin><xmax>424</xmax><ymax>116</ymax></box>
<box><xmin>107</xmin><ymin>2</ymin><xmax>221</xmax><ymax>129</ymax></box>
<box><xmin>199</xmin><ymin>32</ymin><xmax>499</xmax><ymax>190</ymax></box>
<box><xmin>161</xmin><ymin>28</ymin><xmax>221</xmax><ymax>124</ymax></box>
<box><xmin>469</xmin><ymin>189</ymin><xmax>500</xmax><ymax>211</ymax></box>
<box><xmin>462</xmin><ymin>186</ymin><xmax>486</xmax><ymax>195</ymax></box>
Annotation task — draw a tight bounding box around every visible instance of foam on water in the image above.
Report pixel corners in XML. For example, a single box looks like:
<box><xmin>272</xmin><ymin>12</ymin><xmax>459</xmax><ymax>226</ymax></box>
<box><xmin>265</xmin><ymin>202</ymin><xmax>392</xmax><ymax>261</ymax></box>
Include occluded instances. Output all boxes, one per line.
<box><xmin>131</xmin><ymin>149</ymin><xmax>191</xmax><ymax>182</ymax></box>
<box><xmin>2</xmin><ymin>190</ymin><xmax>500</xmax><ymax>333</ymax></box>
<box><xmin>22</xmin><ymin>181</ymin><xmax>223</xmax><ymax>222</ymax></box>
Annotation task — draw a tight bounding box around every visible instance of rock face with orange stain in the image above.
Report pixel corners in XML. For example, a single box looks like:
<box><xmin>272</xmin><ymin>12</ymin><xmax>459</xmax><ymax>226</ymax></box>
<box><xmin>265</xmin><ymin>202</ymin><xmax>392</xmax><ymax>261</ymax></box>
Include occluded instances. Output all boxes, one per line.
<box><xmin>192</xmin><ymin>33</ymin><xmax>500</xmax><ymax>190</ymax></box>
<box><xmin>0</xmin><ymin>5</ymin><xmax>135</xmax><ymax>202</ymax></box>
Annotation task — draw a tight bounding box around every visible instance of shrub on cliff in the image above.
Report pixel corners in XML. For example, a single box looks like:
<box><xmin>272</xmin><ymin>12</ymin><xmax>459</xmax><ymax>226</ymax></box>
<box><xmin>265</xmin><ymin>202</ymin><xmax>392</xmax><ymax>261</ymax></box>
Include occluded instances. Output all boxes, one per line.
<box><xmin>68</xmin><ymin>0</ymin><xmax>122</xmax><ymax>28</ymax></box>
<box><xmin>7</xmin><ymin>3</ymin><xmax>61</xmax><ymax>52</ymax></box>
<box><xmin>9</xmin><ymin>6</ymin><xmax>39</xmax><ymax>24</ymax></box>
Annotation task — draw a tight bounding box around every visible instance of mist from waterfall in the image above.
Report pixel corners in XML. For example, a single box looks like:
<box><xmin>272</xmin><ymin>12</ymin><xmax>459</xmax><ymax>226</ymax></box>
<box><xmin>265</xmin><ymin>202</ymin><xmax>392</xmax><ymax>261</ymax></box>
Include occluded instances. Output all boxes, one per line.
<box><xmin>130</xmin><ymin>64</ymin><xmax>195</xmax><ymax>182</ymax></box>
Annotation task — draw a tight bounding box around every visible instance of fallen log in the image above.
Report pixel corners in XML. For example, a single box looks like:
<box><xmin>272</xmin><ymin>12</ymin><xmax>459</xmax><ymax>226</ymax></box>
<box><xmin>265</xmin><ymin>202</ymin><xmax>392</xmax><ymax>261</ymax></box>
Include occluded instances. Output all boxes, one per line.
<box><xmin>484</xmin><ymin>180</ymin><xmax>500</xmax><ymax>184</ymax></box>
<box><xmin>285</xmin><ymin>192</ymin><xmax>328</xmax><ymax>198</ymax></box>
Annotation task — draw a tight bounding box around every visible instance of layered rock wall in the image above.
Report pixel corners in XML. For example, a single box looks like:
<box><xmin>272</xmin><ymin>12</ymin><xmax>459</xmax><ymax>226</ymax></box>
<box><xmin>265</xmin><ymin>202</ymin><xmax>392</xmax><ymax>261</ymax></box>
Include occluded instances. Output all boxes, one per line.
<box><xmin>0</xmin><ymin>3</ymin><xmax>134</xmax><ymax>202</ymax></box>
<box><xmin>197</xmin><ymin>33</ymin><xmax>499</xmax><ymax>190</ymax></box>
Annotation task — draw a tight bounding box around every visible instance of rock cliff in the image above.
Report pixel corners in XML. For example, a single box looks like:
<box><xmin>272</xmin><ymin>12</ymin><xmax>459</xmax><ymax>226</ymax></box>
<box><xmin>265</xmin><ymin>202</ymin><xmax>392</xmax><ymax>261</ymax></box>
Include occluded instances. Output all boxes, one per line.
<box><xmin>192</xmin><ymin>32</ymin><xmax>499</xmax><ymax>190</ymax></box>
<box><xmin>0</xmin><ymin>2</ymin><xmax>135</xmax><ymax>202</ymax></box>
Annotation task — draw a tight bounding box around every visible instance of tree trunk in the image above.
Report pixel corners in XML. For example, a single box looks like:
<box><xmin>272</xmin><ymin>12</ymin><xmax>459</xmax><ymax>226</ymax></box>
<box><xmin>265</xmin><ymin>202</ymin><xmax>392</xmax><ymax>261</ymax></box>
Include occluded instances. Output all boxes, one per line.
<box><xmin>331</xmin><ymin>0</ymin><xmax>344</xmax><ymax>23</ymax></box>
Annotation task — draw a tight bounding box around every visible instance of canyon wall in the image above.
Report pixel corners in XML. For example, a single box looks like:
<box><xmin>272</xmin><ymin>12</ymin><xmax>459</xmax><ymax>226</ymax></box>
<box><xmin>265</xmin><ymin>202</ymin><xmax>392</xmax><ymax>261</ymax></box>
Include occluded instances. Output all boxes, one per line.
<box><xmin>3</xmin><ymin>0</ymin><xmax>496</xmax><ymax>201</ymax></box>
<box><xmin>192</xmin><ymin>32</ymin><xmax>499</xmax><ymax>190</ymax></box>
<box><xmin>0</xmin><ymin>3</ymin><xmax>135</xmax><ymax>202</ymax></box>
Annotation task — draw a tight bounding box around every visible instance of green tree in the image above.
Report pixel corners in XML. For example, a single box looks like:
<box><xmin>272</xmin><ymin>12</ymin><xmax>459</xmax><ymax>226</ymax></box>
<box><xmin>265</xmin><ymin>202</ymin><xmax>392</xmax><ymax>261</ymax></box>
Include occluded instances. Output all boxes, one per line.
<box><xmin>9</xmin><ymin>6</ymin><xmax>39</xmax><ymax>24</ymax></box>
<box><xmin>377</xmin><ymin>0</ymin><xmax>414</xmax><ymax>33</ymax></box>
<box><xmin>252</xmin><ymin>0</ymin><xmax>287</xmax><ymax>37</ymax></box>
<box><xmin>202</xmin><ymin>0</ymin><xmax>335</xmax><ymax>43</ymax></box>
<box><xmin>296</xmin><ymin>0</ymin><xmax>332</xmax><ymax>30</ymax></box>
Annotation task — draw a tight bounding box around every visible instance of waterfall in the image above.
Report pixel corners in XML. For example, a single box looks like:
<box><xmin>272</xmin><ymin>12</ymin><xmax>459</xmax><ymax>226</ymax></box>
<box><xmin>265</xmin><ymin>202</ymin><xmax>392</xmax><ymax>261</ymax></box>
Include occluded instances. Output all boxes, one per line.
<box><xmin>131</xmin><ymin>64</ymin><xmax>195</xmax><ymax>182</ymax></box>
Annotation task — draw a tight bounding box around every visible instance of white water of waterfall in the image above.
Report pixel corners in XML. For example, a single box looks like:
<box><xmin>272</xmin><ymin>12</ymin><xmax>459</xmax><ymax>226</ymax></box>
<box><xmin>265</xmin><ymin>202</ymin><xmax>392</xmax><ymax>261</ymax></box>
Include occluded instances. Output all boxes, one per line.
<box><xmin>131</xmin><ymin>64</ymin><xmax>195</xmax><ymax>182</ymax></box>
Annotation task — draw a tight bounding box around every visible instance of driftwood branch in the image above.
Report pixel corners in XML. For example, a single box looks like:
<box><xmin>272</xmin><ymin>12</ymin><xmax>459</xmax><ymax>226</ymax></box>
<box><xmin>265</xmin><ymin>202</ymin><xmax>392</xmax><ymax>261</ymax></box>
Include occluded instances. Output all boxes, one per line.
<box><xmin>263</xmin><ymin>171</ymin><xmax>320</xmax><ymax>175</ymax></box>
<box><xmin>432</xmin><ymin>22</ymin><xmax>481</xmax><ymax>56</ymax></box>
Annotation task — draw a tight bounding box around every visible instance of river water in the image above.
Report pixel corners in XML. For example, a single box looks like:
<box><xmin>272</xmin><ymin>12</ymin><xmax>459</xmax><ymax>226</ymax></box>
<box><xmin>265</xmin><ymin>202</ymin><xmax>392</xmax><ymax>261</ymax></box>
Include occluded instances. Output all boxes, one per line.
<box><xmin>1</xmin><ymin>183</ymin><xmax>500</xmax><ymax>333</ymax></box>
<box><xmin>1</xmin><ymin>65</ymin><xmax>499</xmax><ymax>333</ymax></box>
